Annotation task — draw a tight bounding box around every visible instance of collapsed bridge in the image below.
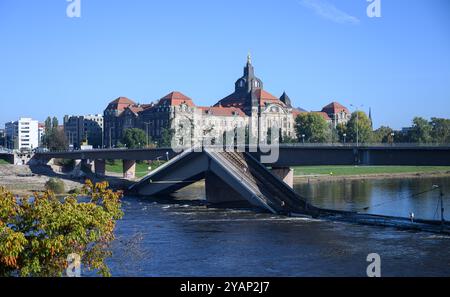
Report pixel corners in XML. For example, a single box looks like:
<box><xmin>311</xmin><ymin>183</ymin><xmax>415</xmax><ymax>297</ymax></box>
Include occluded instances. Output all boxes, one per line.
<box><xmin>129</xmin><ymin>148</ymin><xmax>317</xmax><ymax>215</ymax></box>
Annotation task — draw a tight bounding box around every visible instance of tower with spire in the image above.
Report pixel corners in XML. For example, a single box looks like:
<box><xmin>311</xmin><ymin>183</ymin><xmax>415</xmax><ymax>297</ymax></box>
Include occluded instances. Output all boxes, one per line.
<box><xmin>234</xmin><ymin>53</ymin><xmax>264</xmax><ymax>96</ymax></box>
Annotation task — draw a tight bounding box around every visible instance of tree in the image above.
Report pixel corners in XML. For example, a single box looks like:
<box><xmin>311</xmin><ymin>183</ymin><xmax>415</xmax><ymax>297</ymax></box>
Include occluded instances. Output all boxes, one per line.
<box><xmin>408</xmin><ymin>117</ymin><xmax>432</xmax><ymax>143</ymax></box>
<box><xmin>430</xmin><ymin>117</ymin><xmax>450</xmax><ymax>144</ymax></box>
<box><xmin>159</xmin><ymin>127</ymin><xmax>175</xmax><ymax>148</ymax></box>
<box><xmin>122</xmin><ymin>128</ymin><xmax>148</xmax><ymax>149</ymax></box>
<box><xmin>336</xmin><ymin>123</ymin><xmax>347</xmax><ymax>143</ymax></box>
<box><xmin>43</xmin><ymin>128</ymin><xmax>68</xmax><ymax>151</ymax></box>
<box><xmin>44</xmin><ymin>117</ymin><xmax>52</xmax><ymax>134</ymax></box>
<box><xmin>0</xmin><ymin>180</ymin><xmax>123</xmax><ymax>276</ymax></box>
<box><xmin>373</xmin><ymin>126</ymin><xmax>394</xmax><ymax>143</ymax></box>
<box><xmin>52</xmin><ymin>117</ymin><xmax>59</xmax><ymax>129</ymax></box>
<box><xmin>295</xmin><ymin>113</ymin><xmax>331</xmax><ymax>143</ymax></box>
<box><xmin>346</xmin><ymin>111</ymin><xmax>373</xmax><ymax>144</ymax></box>
<box><xmin>280</xmin><ymin>133</ymin><xmax>297</xmax><ymax>144</ymax></box>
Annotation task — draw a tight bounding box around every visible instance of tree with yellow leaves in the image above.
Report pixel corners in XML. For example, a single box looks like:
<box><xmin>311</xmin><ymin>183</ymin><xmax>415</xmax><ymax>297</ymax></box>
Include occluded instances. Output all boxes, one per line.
<box><xmin>0</xmin><ymin>180</ymin><xmax>123</xmax><ymax>276</ymax></box>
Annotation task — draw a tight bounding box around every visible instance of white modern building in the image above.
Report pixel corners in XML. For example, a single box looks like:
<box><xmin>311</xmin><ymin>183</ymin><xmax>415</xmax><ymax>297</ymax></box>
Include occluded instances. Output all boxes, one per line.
<box><xmin>5</xmin><ymin>118</ymin><xmax>39</xmax><ymax>150</ymax></box>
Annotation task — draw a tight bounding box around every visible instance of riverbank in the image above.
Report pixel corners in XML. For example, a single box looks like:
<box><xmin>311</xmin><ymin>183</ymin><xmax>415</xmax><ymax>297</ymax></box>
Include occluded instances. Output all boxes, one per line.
<box><xmin>0</xmin><ymin>164</ymin><xmax>84</xmax><ymax>196</ymax></box>
<box><xmin>293</xmin><ymin>165</ymin><xmax>450</xmax><ymax>176</ymax></box>
<box><xmin>294</xmin><ymin>166</ymin><xmax>450</xmax><ymax>183</ymax></box>
<box><xmin>0</xmin><ymin>164</ymin><xmax>135</xmax><ymax>196</ymax></box>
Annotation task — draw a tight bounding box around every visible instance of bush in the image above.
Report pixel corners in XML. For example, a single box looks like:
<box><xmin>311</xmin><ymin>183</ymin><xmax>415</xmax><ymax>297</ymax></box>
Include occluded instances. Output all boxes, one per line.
<box><xmin>45</xmin><ymin>178</ymin><xmax>66</xmax><ymax>194</ymax></box>
<box><xmin>68</xmin><ymin>187</ymin><xmax>81</xmax><ymax>195</ymax></box>
<box><xmin>0</xmin><ymin>180</ymin><xmax>123</xmax><ymax>276</ymax></box>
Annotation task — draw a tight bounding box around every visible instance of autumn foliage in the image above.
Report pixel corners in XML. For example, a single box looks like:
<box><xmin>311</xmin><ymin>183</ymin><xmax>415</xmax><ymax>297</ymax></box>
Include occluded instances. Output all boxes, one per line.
<box><xmin>0</xmin><ymin>180</ymin><xmax>123</xmax><ymax>276</ymax></box>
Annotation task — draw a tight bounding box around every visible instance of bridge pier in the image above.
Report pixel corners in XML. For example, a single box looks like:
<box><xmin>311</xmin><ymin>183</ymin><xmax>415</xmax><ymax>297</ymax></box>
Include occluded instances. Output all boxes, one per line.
<box><xmin>205</xmin><ymin>171</ymin><xmax>249</xmax><ymax>205</ymax></box>
<box><xmin>123</xmin><ymin>160</ymin><xmax>136</xmax><ymax>179</ymax></box>
<box><xmin>94</xmin><ymin>159</ymin><xmax>106</xmax><ymax>176</ymax></box>
<box><xmin>270</xmin><ymin>167</ymin><xmax>294</xmax><ymax>188</ymax></box>
<box><xmin>81</xmin><ymin>159</ymin><xmax>93</xmax><ymax>173</ymax></box>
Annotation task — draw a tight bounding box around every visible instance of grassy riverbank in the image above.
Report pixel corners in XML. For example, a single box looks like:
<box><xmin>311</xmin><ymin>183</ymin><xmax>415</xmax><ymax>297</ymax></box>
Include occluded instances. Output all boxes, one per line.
<box><xmin>0</xmin><ymin>159</ymin><xmax>10</xmax><ymax>165</ymax></box>
<box><xmin>105</xmin><ymin>160</ymin><xmax>166</xmax><ymax>178</ymax></box>
<box><xmin>293</xmin><ymin>165</ymin><xmax>450</xmax><ymax>176</ymax></box>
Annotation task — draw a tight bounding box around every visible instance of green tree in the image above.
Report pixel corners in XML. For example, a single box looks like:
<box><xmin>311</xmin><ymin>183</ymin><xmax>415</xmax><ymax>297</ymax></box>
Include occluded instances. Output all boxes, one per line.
<box><xmin>295</xmin><ymin>113</ymin><xmax>331</xmax><ymax>143</ymax></box>
<box><xmin>373</xmin><ymin>126</ymin><xmax>394</xmax><ymax>143</ymax></box>
<box><xmin>122</xmin><ymin>128</ymin><xmax>148</xmax><ymax>149</ymax></box>
<box><xmin>0</xmin><ymin>180</ymin><xmax>123</xmax><ymax>276</ymax></box>
<box><xmin>44</xmin><ymin>117</ymin><xmax>52</xmax><ymax>134</ymax></box>
<box><xmin>52</xmin><ymin>117</ymin><xmax>59</xmax><ymax>129</ymax></box>
<box><xmin>43</xmin><ymin>128</ymin><xmax>68</xmax><ymax>151</ymax></box>
<box><xmin>280</xmin><ymin>133</ymin><xmax>297</xmax><ymax>144</ymax></box>
<box><xmin>430</xmin><ymin>117</ymin><xmax>450</xmax><ymax>144</ymax></box>
<box><xmin>336</xmin><ymin>123</ymin><xmax>347</xmax><ymax>143</ymax></box>
<box><xmin>346</xmin><ymin>111</ymin><xmax>373</xmax><ymax>144</ymax></box>
<box><xmin>159</xmin><ymin>127</ymin><xmax>175</xmax><ymax>148</ymax></box>
<box><xmin>408</xmin><ymin>117</ymin><xmax>432</xmax><ymax>143</ymax></box>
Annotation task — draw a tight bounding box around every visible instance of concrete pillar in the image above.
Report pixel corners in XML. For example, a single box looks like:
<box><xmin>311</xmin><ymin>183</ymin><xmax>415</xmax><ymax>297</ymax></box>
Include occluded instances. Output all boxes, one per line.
<box><xmin>271</xmin><ymin>167</ymin><xmax>294</xmax><ymax>188</ymax></box>
<box><xmin>123</xmin><ymin>160</ymin><xmax>136</xmax><ymax>179</ymax></box>
<box><xmin>81</xmin><ymin>159</ymin><xmax>93</xmax><ymax>173</ymax></box>
<box><xmin>94</xmin><ymin>159</ymin><xmax>106</xmax><ymax>176</ymax></box>
<box><xmin>205</xmin><ymin>171</ymin><xmax>248</xmax><ymax>205</ymax></box>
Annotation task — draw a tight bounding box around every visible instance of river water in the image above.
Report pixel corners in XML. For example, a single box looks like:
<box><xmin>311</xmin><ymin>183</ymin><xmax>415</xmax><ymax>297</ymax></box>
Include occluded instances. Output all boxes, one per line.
<box><xmin>101</xmin><ymin>176</ymin><xmax>450</xmax><ymax>277</ymax></box>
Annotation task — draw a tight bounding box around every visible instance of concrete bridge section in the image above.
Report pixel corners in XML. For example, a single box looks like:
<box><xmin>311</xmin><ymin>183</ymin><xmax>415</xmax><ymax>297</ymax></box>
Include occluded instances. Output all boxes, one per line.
<box><xmin>32</xmin><ymin>148</ymin><xmax>178</xmax><ymax>179</ymax></box>
<box><xmin>253</xmin><ymin>144</ymin><xmax>450</xmax><ymax>166</ymax></box>
<box><xmin>33</xmin><ymin>145</ymin><xmax>450</xmax><ymax>168</ymax></box>
<box><xmin>31</xmin><ymin>144</ymin><xmax>450</xmax><ymax>180</ymax></box>
<box><xmin>129</xmin><ymin>148</ymin><xmax>315</xmax><ymax>215</ymax></box>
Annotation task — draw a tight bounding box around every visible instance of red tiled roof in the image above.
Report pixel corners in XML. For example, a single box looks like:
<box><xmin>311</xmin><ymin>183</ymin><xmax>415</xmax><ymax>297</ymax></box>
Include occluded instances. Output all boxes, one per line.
<box><xmin>321</xmin><ymin>102</ymin><xmax>349</xmax><ymax>114</ymax></box>
<box><xmin>127</xmin><ymin>105</ymin><xmax>144</xmax><ymax>115</ymax></box>
<box><xmin>157</xmin><ymin>91</ymin><xmax>195</xmax><ymax>107</ymax></box>
<box><xmin>107</xmin><ymin>97</ymin><xmax>137</xmax><ymax>112</ymax></box>
<box><xmin>198</xmin><ymin>106</ymin><xmax>246</xmax><ymax>117</ymax></box>
<box><xmin>141</xmin><ymin>104</ymin><xmax>153</xmax><ymax>110</ymax></box>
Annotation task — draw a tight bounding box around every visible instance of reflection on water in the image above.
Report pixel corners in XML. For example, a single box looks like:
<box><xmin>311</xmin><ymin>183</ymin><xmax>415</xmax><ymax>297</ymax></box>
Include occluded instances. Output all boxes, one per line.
<box><xmin>97</xmin><ymin>176</ymin><xmax>450</xmax><ymax>277</ymax></box>
<box><xmin>294</xmin><ymin>176</ymin><xmax>450</xmax><ymax>220</ymax></box>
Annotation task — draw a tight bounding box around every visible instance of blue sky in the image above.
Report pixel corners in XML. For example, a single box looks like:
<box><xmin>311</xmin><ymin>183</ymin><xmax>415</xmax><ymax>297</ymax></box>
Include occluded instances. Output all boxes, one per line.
<box><xmin>0</xmin><ymin>0</ymin><xmax>449</xmax><ymax>129</ymax></box>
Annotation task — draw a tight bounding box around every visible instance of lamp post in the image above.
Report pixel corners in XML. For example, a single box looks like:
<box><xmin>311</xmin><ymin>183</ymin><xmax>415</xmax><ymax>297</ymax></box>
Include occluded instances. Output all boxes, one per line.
<box><xmin>144</xmin><ymin>122</ymin><xmax>151</xmax><ymax>147</ymax></box>
<box><xmin>301</xmin><ymin>134</ymin><xmax>305</xmax><ymax>144</ymax></box>
<box><xmin>390</xmin><ymin>132</ymin><xmax>395</xmax><ymax>146</ymax></box>
<box><xmin>109</xmin><ymin>126</ymin><xmax>114</xmax><ymax>149</ymax></box>
<box><xmin>343</xmin><ymin>133</ymin><xmax>347</xmax><ymax>144</ymax></box>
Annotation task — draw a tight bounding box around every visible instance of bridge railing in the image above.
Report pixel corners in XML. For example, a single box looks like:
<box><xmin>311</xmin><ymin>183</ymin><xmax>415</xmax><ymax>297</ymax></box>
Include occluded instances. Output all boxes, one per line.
<box><xmin>278</xmin><ymin>143</ymin><xmax>450</xmax><ymax>148</ymax></box>
<box><xmin>34</xmin><ymin>142</ymin><xmax>450</xmax><ymax>154</ymax></box>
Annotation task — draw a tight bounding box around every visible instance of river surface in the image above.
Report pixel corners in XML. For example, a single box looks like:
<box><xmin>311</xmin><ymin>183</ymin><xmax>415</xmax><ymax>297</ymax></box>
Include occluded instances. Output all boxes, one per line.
<box><xmin>98</xmin><ymin>176</ymin><xmax>450</xmax><ymax>276</ymax></box>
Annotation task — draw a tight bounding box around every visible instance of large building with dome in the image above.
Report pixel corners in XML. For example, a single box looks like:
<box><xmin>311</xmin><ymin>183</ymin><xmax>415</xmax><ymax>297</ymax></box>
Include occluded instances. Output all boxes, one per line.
<box><xmin>103</xmin><ymin>56</ymin><xmax>351</xmax><ymax>147</ymax></box>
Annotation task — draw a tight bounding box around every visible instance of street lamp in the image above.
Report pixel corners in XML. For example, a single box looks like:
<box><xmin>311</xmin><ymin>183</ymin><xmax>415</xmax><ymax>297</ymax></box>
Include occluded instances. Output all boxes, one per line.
<box><xmin>144</xmin><ymin>122</ymin><xmax>151</xmax><ymax>147</ymax></box>
<box><xmin>390</xmin><ymin>132</ymin><xmax>395</xmax><ymax>145</ymax></box>
<box><xmin>301</xmin><ymin>134</ymin><xmax>305</xmax><ymax>144</ymax></box>
<box><xmin>343</xmin><ymin>133</ymin><xmax>347</xmax><ymax>144</ymax></box>
<box><xmin>109</xmin><ymin>126</ymin><xmax>113</xmax><ymax>148</ymax></box>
